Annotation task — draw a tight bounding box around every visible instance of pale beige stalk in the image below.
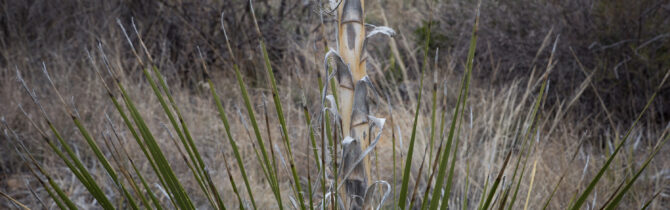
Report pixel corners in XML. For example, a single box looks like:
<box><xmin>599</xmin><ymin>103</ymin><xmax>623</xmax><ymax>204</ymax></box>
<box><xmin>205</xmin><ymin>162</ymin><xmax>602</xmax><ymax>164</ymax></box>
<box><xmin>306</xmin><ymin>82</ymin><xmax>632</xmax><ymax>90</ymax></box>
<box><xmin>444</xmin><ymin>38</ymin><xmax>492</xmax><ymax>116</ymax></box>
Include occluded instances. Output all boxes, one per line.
<box><xmin>336</xmin><ymin>0</ymin><xmax>372</xmax><ymax>209</ymax></box>
<box><xmin>338</xmin><ymin>0</ymin><xmax>367</xmax><ymax>137</ymax></box>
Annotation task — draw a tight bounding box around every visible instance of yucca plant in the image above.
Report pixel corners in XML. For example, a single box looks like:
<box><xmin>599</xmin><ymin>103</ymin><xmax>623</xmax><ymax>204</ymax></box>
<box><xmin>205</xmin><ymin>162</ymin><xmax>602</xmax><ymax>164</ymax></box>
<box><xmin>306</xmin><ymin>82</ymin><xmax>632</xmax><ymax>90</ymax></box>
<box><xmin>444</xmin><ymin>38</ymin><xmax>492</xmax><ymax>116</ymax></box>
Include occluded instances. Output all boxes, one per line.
<box><xmin>5</xmin><ymin>0</ymin><xmax>670</xmax><ymax>209</ymax></box>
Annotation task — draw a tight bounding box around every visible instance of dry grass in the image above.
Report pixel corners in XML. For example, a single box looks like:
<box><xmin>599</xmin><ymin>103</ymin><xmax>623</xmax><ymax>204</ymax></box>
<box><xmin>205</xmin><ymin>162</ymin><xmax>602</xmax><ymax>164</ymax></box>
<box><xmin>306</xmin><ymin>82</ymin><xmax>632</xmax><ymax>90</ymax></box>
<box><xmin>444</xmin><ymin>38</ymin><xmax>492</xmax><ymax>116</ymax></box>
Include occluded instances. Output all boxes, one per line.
<box><xmin>1</xmin><ymin>0</ymin><xmax>669</xmax><ymax>209</ymax></box>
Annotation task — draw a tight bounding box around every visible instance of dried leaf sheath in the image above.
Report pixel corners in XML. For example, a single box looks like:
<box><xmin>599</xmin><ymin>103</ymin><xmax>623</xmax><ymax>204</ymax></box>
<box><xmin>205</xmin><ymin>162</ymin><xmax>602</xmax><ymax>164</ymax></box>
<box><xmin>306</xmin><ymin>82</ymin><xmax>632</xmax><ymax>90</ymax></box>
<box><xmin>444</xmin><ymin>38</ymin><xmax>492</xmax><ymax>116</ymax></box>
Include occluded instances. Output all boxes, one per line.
<box><xmin>336</xmin><ymin>0</ymin><xmax>372</xmax><ymax>208</ymax></box>
<box><xmin>338</xmin><ymin>0</ymin><xmax>367</xmax><ymax>137</ymax></box>
<box><xmin>341</xmin><ymin>80</ymin><xmax>371</xmax><ymax>209</ymax></box>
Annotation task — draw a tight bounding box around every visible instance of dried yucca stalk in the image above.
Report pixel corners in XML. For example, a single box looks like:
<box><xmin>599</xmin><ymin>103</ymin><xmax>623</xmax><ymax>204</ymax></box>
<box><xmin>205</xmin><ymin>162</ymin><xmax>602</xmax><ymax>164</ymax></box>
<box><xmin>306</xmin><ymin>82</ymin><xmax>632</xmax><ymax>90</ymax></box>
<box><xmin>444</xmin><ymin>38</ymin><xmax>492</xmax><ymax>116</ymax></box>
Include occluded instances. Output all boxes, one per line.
<box><xmin>337</xmin><ymin>0</ymin><xmax>366</xmax><ymax>138</ymax></box>
<box><xmin>322</xmin><ymin>0</ymin><xmax>394</xmax><ymax>209</ymax></box>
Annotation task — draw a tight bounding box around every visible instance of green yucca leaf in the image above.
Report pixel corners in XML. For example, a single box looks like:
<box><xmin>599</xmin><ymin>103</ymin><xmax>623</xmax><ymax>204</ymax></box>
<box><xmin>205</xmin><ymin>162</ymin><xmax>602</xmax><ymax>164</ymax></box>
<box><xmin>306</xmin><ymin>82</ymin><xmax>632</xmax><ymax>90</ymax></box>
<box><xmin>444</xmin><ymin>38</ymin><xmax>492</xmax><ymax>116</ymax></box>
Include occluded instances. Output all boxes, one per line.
<box><xmin>150</xmin><ymin>67</ymin><xmax>208</xmax><ymax>174</ymax></box>
<box><xmin>418</xmin><ymin>91</ymin><xmax>450</xmax><ymax>210</ymax></box>
<box><xmin>99</xmin><ymin>72</ymin><xmax>173</xmax><ymax>208</ymax></box>
<box><xmin>234</xmin><ymin>64</ymin><xmax>284</xmax><ymax>208</ymax></box>
<box><xmin>505</xmin><ymin>129</ymin><xmax>540</xmax><ymax>210</ymax></box>
<box><xmin>36</xmin><ymin>173</ymin><xmax>72</xmax><ymax>210</ymax></box>
<box><xmin>149</xmin><ymin>66</ymin><xmax>227</xmax><ymax>209</ymax></box>
<box><xmin>129</xmin><ymin>153</ymin><xmax>164</xmax><ymax>209</ymax></box>
<box><xmin>113</xmin><ymin>24</ymin><xmax>198</xmax><ymax>208</ymax></box>
<box><xmin>204</xmin><ymin>168</ymin><xmax>227</xmax><ymax>210</ymax></box>
<box><xmin>239</xmin><ymin>110</ymin><xmax>274</xmax><ymax>188</ymax></box>
<box><xmin>397</xmin><ymin>68</ymin><xmax>424</xmax><ymax>209</ymax></box>
<box><xmin>428</xmin><ymin>75</ymin><xmax>439</xmax><ymax>168</ymax></box>
<box><xmin>427</xmin><ymin>46</ymin><xmax>463</xmax><ymax>210</ymax></box>
<box><xmin>3</xmin><ymin>123</ymin><xmax>76</xmax><ymax>210</ymax></box>
<box><xmin>139</xmin><ymin>67</ymin><xmax>210</xmax><ymax>209</ymax></box>
<box><xmin>505</xmin><ymin>70</ymin><xmax>549</xmax><ymax>210</ymax></box>
<box><xmin>114</xmin><ymin>72</ymin><xmax>194</xmax><ymax>209</ymax></box>
<box><xmin>506</xmin><ymin>154</ymin><xmax>530</xmax><ymax>210</ymax></box>
<box><xmin>497</xmin><ymin>184</ymin><xmax>513</xmax><ymax>210</ymax></box>
<box><xmin>601</xmin><ymin>72</ymin><xmax>670</xmax><ymax>209</ymax></box>
<box><xmin>441</xmin><ymin>119</ymin><xmax>463</xmax><ymax>210</ymax></box>
<box><xmin>218</xmin><ymin>12</ymin><xmax>261</xmax><ymax>209</ymax></box>
<box><xmin>207</xmin><ymin>74</ymin><xmax>253</xmax><ymax>209</ymax></box>
<box><xmin>303</xmin><ymin>104</ymin><xmax>322</xmax><ymax>172</ymax></box>
<box><xmin>540</xmin><ymin>141</ymin><xmax>584</xmax><ymax>210</ymax></box>
<box><xmin>462</xmin><ymin>161</ymin><xmax>471</xmax><ymax>210</ymax></box>
<box><xmin>477</xmin><ymin>175</ymin><xmax>491</xmax><ymax>210</ymax></box>
<box><xmin>305</xmin><ymin>135</ymin><xmax>315</xmax><ymax>210</ymax></box>
<box><xmin>50</xmin><ymin>88</ymin><xmax>140</xmax><ymax>209</ymax></box>
<box><xmin>17</xmin><ymin>69</ymin><xmax>119</xmax><ymax>209</ymax></box>
<box><xmin>640</xmin><ymin>191</ymin><xmax>661</xmax><ymax>210</ymax></box>
<box><xmin>105</xmin><ymin>114</ymin><xmax>164</xmax><ymax>209</ymax></box>
<box><xmin>262</xmin><ymin>97</ymin><xmax>280</xmax><ymax>185</ymax></box>
<box><xmin>569</xmin><ymin>75</ymin><xmax>667</xmax><ymax>210</ymax></box>
<box><xmin>70</xmin><ymin>109</ymin><xmax>141</xmax><ymax>210</ymax></box>
<box><xmin>603</xmin><ymin>128</ymin><xmax>670</xmax><ymax>209</ymax></box>
<box><xmin>142</xmin><ymin>67</ymin><xmax>213</xmax><ymax>203</ymax></box>
<box><xmin>480</xmin><ymin>151</ymin><xmax>512</xmax><ymax>210</ymax></box>
<box><xmin>43</xmin><ymin>127</ymin><xmax>107</xmax><ymax>209</ymax></box>
<box><xmin>316</xmin><ymin>74</ymin><xmax>330</xmax><ymax>209</ymax></box>
<box><xmin>248</xmin><ymin>0</ymin><xmax>306</xmax><ymax>208</ymax></box>
<box><xmin>130</xmin><ymin>103</ymin><xmax>191</xmax><ymax>209</ymax></box>
<box><xmin>89</xmin><ymin>48</ymin><xmax>166</xmax><ymax>189</ymax></box>
<box><xmin>397</xmin><ymin>0</ymin><xmax>435</xmax><ymax>205</ymax></box>
<box><xmin>260</xmin><ymin>27</ymin><xmax>307</xmax><ymax>210</ymax></box>
<box><xmin>408</xmin><ymin>145</ymin><xmax>431</xmax><ymax>208</ymax></box>
<box><xmin>301</xmin><ymin>95</ymin><xmax>322</xmax><ymax>210</ymax></box>
<box><xmin>101</xmin><ymin>131</ymin><xmax>151</xmax><ymax>209</ymax></box>
<box><xmin>443</xmin><ymin>79</ymin><xmax>474</xmax><ymax>209</ymax></box>
<box><xmin>418</xmin><ymin>113</ymin><xmax>448</xmax><ymax>210</ymax></box>
<box><xmin>428</xmin><ymin>3</ymin><xmax>479</xmax><ymax>209</ymax></box>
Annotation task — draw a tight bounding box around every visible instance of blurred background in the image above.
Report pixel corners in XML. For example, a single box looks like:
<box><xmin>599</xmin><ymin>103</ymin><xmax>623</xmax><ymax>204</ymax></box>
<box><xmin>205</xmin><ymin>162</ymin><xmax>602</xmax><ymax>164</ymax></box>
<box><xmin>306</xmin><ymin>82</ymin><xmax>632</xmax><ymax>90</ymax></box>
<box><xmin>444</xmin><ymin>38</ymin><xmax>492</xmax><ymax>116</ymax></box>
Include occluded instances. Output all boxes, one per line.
<box><xmin>1</xmin><ymin>0</ymin><xmax>669</xmax><ymax>209</ymax></box>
